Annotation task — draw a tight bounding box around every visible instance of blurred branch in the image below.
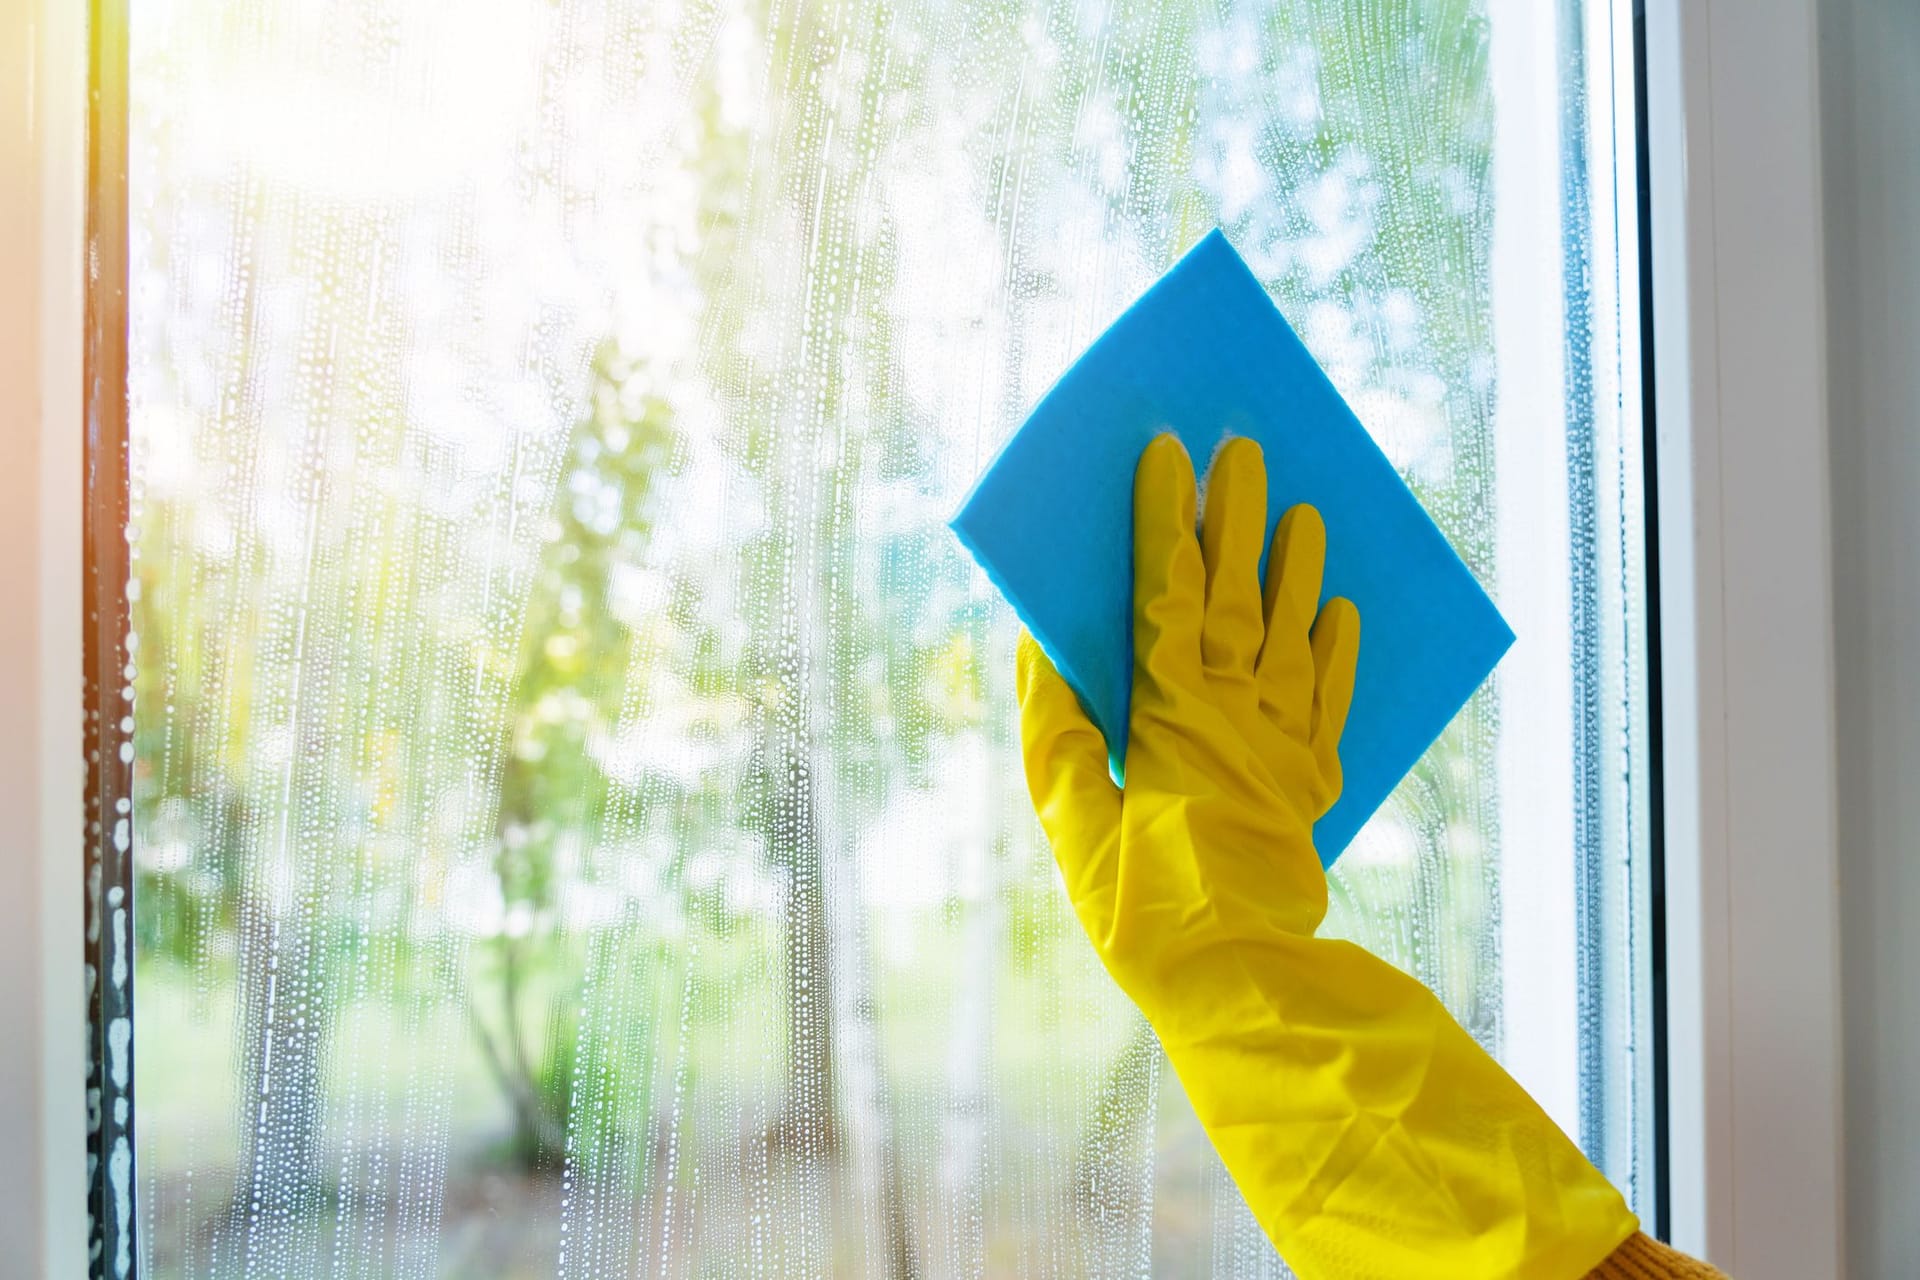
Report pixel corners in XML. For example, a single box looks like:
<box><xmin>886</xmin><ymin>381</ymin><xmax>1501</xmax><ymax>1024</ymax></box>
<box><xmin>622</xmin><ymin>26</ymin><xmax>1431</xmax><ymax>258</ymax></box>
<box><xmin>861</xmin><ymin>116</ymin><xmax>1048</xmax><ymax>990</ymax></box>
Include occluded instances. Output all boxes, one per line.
<box><xmin>468</xmin><ymin>939</ymin><xmax>567</xmax><ymax>1164</ymax></box>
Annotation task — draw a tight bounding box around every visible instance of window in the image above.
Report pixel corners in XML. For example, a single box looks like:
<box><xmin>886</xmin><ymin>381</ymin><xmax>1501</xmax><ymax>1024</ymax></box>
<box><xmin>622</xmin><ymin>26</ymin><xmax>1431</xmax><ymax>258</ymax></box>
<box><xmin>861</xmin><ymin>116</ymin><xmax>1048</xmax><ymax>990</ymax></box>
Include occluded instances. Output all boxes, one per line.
<box><xmin>112</xmin><ymin>0</ymin><xmax>1659</xmax><ymax>1275</ymax></box>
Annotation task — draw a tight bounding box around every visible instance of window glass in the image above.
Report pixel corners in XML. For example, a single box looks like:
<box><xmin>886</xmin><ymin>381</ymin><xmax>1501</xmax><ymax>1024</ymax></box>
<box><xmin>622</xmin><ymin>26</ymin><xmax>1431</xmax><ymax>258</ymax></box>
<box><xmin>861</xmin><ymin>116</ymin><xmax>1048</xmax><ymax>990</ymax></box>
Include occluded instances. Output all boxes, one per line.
<box><xmin>128</xmin><ymin>0</ymin><xmax>1653</xmax><ymax>1274</ymax></box>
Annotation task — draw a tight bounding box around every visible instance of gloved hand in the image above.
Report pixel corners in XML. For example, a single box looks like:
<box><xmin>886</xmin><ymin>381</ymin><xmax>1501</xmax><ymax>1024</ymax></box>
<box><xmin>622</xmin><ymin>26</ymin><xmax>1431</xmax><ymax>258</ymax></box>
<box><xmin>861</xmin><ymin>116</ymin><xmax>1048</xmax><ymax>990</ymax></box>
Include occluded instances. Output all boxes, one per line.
<box><xmin>1018</xmin><ymin>434</ymin><xmax>1638</xmax><ymax>1279</ymax></box>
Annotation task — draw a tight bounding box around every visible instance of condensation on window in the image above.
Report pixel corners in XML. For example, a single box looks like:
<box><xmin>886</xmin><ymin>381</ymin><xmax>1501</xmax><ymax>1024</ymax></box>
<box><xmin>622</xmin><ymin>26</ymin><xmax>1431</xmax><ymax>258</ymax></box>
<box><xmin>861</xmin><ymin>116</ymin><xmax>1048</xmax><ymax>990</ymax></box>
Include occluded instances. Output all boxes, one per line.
<box><xmin>130</xmin><ymin>0</ymin><xmax>1536</xmax><ymax>1276</ymax></box>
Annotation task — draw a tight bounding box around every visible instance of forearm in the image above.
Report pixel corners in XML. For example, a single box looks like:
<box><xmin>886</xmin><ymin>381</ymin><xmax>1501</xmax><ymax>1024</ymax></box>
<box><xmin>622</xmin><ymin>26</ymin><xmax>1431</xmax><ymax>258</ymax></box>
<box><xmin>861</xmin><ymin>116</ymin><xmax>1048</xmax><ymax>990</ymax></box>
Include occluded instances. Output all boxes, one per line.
<box><xmin>1152</xmin><ymin>932</ymin><xmax>1637</xmax><ymax>1280</ymax></box>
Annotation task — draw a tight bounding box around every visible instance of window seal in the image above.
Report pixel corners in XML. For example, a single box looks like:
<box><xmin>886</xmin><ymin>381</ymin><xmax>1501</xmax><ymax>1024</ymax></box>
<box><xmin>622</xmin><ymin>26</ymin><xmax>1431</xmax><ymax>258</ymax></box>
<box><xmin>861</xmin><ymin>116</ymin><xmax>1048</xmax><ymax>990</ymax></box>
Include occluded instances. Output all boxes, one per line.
<box><xmin>83</xmin><ymin>0</ymin><xmax>138</xmax><ymax>1277</ymax></box>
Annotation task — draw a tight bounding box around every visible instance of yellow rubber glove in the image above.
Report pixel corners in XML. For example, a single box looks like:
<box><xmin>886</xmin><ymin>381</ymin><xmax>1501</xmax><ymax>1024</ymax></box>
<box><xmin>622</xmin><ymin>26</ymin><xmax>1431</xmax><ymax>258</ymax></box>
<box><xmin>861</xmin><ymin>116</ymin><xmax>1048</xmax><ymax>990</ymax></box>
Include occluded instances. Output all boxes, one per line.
<box><xmin>1018</xmin><ymin>434</ymin><xmax>1638</xmax><ymax>1279</ymax></box>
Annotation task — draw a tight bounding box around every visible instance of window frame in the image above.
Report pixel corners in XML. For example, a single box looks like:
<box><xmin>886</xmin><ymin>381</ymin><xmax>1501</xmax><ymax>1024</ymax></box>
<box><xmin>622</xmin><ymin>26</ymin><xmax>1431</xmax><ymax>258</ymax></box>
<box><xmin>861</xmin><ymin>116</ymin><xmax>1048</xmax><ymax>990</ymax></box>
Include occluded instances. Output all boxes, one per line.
<box><xmin>1641</xmin><ymin>0</ymin><xmax>1845</xmax><ymax>1269</ymax></box>
<box><xmin>1</xmin><ymin>0</ymin><xmax>90</xmax><ymax>1274</ymax></box>
<box><xmin>0</xmin><ymin>0</ymin><xmax>1845</xmax><ymax>1271</ymax></box>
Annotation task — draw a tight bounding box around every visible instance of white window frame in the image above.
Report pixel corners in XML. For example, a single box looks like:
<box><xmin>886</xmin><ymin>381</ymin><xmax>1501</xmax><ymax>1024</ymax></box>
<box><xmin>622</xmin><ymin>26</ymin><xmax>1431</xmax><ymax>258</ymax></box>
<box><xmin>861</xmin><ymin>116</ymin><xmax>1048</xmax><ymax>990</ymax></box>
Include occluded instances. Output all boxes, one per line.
<box><xmin>1644</xmin><ymin>0</ymin><xmax>1845</xmax><ymax>1271</ymax></box>
<box><xmin>1</xmin><ymin>0</ymin><xmax>1845</xmax><ymax>1272</ymax></box>
<box><xmin>1</xmin><ymin>0</ymin><xmax>89</xmax><ymax>1274</ymax></box>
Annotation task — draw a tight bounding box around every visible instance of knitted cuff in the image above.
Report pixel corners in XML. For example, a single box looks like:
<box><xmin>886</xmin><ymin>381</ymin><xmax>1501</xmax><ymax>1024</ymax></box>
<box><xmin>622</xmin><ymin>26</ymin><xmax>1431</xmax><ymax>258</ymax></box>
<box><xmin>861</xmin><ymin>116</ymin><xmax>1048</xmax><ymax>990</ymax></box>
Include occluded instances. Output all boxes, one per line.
<box><xmin>1587</xmin><ymin>1231</ymin><xmax>1732</xmax><ymax>1279</ymax></box>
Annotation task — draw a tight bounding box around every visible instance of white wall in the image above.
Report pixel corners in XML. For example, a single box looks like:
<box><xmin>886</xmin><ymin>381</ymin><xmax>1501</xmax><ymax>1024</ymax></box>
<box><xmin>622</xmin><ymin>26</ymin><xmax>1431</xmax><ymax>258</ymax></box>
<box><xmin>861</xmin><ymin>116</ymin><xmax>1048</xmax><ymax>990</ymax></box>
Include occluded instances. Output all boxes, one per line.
<box><xmin>1820</xmin><ymin>2</ymin><xmax>1920</xmax><ymax>1275</ymax></box>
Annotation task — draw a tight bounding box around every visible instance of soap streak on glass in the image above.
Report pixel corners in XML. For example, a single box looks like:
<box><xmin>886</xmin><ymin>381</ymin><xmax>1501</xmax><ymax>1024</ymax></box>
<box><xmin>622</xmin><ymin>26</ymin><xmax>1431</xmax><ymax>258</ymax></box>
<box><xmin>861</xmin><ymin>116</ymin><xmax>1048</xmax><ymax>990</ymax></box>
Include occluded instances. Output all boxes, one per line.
<box><xmin>126</xmin><ymin>0</ymin><xmax>1628</xmax><ymax>1275</ymax></box>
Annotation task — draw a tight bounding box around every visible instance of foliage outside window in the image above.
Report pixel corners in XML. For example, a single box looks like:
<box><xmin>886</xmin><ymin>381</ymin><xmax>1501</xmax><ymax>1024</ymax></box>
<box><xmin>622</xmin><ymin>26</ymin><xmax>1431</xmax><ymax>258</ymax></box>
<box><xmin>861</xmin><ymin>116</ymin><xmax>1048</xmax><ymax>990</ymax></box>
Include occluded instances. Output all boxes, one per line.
<box><xmin>126</xmin><ymin>0</ymin><xmax>1649</xmax><ymax>1275</ymax></box>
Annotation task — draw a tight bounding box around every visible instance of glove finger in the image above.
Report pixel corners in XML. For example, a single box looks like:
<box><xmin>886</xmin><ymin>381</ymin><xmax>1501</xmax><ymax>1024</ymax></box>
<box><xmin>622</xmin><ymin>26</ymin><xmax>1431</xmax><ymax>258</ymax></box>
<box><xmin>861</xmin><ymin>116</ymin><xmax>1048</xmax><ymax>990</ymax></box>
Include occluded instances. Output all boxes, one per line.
<box><xmin>1199</xmin><ymin>437</ymin><xmax>1268</xmax><ymax>687</ymax></box>
<box><xmin>1307</xmin><ymin>596</ymin><xmax>1361</xmax><ymax>809</ymax></box>
<box><xmin>1257</xmin><ymin>503</ymin><xmax>1327</xmax><ymax>736</ymax></box>
<box><xmin>1133</xmin><ymin>435</ymin><xmax>1208</xmax><ymax>712</ymax></box>
<box><xmin>1017</xmin><ymin>633</ymin><xmax>1123</xmax><ymax>904</ymax></box>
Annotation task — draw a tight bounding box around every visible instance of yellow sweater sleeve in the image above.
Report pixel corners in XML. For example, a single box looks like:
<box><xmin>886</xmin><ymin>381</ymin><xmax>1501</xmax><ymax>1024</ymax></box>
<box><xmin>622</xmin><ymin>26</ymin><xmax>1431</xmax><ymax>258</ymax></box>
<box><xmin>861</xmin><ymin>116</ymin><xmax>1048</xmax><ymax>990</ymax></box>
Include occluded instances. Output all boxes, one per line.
<box><xmin>1587</xmin><ymin>1232</ymin><xmax>1731</xmax><ymax>1278</ymax></box>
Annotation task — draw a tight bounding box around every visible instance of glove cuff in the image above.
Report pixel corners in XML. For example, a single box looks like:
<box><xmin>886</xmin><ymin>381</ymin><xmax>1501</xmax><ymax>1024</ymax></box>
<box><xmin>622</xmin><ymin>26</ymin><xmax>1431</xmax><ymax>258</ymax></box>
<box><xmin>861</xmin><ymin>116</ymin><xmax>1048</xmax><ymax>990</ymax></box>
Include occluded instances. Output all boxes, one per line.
<box><xmin>1585</xmin><ymin>1232</ymin><xmax>1731</xmax><ymax>1279</ymax></box>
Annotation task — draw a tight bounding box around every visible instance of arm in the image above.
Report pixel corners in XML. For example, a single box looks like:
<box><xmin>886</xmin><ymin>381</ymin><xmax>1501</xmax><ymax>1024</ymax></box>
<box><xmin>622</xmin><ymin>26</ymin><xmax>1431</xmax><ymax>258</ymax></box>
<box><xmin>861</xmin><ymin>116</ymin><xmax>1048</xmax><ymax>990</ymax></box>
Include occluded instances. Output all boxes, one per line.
<box><xmin>1019</xmin><ymin>434</ymin><xmax>1719</xmax><ymax>1278</ymax></box>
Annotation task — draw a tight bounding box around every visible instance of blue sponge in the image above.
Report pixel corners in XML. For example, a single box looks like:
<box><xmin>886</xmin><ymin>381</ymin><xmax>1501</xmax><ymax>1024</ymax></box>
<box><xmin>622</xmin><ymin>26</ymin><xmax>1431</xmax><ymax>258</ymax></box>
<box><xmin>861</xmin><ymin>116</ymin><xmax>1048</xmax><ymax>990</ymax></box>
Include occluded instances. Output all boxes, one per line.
<box><xmin>950</xmin><ymin>230</ymin><xmax>1513</xmax><ymax>864</ymax></box>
